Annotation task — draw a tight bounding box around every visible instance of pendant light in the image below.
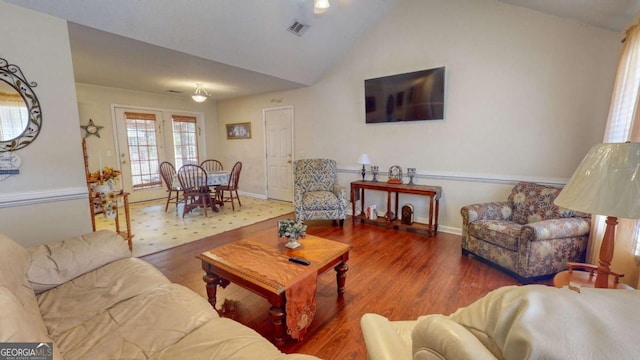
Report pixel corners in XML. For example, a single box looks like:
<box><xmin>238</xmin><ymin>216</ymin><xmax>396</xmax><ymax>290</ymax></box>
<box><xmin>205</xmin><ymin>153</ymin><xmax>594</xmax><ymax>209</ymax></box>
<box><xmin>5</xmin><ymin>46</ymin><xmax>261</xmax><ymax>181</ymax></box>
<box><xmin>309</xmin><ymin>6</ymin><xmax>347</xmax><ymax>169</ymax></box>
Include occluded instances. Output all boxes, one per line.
<box><xmin>192</xmin><ymin>84</ymin><xmax>209</xmax><ymax>103</ymax></box>
<box><xmin>314</xmin><ymin>0</ymin><xmax>330</xmax><ymax>14</ymax></box>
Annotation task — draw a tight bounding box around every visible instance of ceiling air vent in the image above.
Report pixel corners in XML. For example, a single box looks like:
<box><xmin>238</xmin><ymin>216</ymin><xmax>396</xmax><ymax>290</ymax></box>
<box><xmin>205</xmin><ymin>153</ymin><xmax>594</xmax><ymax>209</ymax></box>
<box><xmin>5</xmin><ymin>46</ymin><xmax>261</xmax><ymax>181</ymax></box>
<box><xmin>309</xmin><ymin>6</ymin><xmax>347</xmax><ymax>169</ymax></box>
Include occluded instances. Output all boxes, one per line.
<box><xmin>287</xmin><ymin>20</ymin><xmax>309</xmax><ymax>36</ymax></box>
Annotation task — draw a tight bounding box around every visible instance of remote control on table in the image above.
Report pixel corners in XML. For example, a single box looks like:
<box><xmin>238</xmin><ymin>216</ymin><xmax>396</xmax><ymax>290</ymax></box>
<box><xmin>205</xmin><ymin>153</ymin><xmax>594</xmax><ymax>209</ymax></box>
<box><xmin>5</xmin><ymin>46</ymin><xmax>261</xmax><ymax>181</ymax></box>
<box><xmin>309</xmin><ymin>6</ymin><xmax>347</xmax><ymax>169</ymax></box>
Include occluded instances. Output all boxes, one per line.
<box><xmin>288</xmin><ymin>257</ymin><xmax>311</xmax><ymax>266</ymax></box>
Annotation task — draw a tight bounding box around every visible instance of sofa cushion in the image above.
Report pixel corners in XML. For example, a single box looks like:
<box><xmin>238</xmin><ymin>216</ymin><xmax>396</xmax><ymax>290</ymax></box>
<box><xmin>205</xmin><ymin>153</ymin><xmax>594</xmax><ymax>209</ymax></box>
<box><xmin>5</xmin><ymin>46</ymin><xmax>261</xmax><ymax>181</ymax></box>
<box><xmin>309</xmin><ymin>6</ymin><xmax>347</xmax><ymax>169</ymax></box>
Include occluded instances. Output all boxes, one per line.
<box><xmin>469</xmin><ymin>220</ymin><xmax>522</xmax><ymax>251</ymax></box>
<box><xmin>0</xmin><ymin>233</ymin><xmax>31</xmax><ymax>296</ymax></box>
<box><xmin>27</xmin><ymin>229</ymin><xmax>131</xmax><ymax>294</ymax></box>
<box><xmin>0</xmin><ymin>234</ymin><xmax>65</xmax><ymax>359</ymax></box>
<box><xmin>302</xmin><ymin>191</ymin><xmax>340</xmax><ymax>210</ymax></box>
<box><xmin>508</xmin><ymin>182</ymin><xmax>565</xmax><ymax>224</ymax></box>
<box><xmin>0</xmin><ymin>286</ymin><xmax>65</xmax><ymax>359</ymax></box>
<box><xmin>37</xmin><ymin>257</ymin><xmax>172</xmax><ymax>337</ymax></box>
<box><xmin>448</xmin><ymin>285</ymin><xmax>640</xmax><ymax>360</ymax></box>
<box><xmin>151</xmin><ymin>317</ymin><xmax>320</xmax><ymax>360</ymax></box>
<box><xmin>50</xmin><ymin>283</ymin><xmax>217</xmax><ymax>359</ymax></box>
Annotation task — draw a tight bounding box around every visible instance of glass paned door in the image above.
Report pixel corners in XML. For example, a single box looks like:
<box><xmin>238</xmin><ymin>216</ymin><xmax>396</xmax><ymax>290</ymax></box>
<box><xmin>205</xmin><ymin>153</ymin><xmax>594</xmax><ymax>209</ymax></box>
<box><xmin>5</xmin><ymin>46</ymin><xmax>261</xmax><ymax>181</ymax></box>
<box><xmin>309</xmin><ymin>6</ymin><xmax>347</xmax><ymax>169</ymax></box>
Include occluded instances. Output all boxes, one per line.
<box><xmin>115</xmin><ymin>108</ymin><xmax>167</xmax><ymax>202</ymax></box>
<box><xmin>125</xmin><ymin>112</ymin><xmax>162</xmax><ymax>190</ymax></box>
<box><xmin>172</xmin><ymin>115</ymin><xmax>199</xmax><ymax>168</ymax></box>
<box><xmin>114</xmin><ymin>107</ymin><xmax>205</xmax><ymax>203</ymax></box>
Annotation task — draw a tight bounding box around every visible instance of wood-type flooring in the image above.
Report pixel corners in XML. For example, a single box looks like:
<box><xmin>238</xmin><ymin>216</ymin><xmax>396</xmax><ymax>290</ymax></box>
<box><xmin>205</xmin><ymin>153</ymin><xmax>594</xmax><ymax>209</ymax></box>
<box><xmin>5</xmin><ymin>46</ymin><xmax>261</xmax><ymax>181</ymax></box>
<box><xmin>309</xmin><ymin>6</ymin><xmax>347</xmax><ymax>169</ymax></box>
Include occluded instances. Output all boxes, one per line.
<box><xmin>141</xmin><ymin>214</ymin><xmax>551</xmax><ymax>359</ymax></box>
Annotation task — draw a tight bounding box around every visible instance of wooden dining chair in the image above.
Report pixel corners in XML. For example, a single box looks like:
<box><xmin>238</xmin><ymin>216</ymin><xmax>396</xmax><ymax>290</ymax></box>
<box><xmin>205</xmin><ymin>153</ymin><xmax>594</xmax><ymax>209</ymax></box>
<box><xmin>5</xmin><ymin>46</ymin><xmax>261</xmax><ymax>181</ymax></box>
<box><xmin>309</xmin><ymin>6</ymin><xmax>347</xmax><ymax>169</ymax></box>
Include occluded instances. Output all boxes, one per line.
<box><xmin>216</xmin><ymin>161</ymin><xmax>242</xmax><ymax>211</ymax></box>
<box><xmin>159</xmin><ymin>161</ymin><xmax>182</xmax><ymax>213</ymax></box>
<box><xmin>200</xmin><ymin>159</ymin><xmax>223</xmax><ymax>173</ymax></box>
<box><xmin>177</xmin><ymin>164</ymin><xmax>214</xmax><ymax>217</ymax></box>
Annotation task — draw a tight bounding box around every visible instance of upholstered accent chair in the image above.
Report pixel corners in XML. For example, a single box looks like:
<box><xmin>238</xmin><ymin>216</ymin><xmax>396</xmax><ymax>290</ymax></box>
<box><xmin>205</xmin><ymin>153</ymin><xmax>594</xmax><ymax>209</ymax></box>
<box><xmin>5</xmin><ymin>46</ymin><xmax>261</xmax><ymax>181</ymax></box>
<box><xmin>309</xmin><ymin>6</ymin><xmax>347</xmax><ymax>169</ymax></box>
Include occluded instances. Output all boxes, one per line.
<box><xmin>293</xmin><ymin>159</ymin><xmax>347</xmax><ymax>226</ymax></box>
<box><xmin>460</xmin><ymin>181</ymin><xmax>591</xmax><ymax>282</ymax></box>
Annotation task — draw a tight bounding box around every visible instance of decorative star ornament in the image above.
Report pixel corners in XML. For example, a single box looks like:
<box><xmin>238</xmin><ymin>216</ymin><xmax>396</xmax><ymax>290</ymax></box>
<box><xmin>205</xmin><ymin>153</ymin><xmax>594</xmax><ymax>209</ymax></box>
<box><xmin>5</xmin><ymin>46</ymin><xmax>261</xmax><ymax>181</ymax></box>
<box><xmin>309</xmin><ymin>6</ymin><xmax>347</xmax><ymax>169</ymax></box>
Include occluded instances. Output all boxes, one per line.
<box><xmin>81</xmin><ymin>118</ymin><xmax>104</xmax><ymax>138</ymax></box>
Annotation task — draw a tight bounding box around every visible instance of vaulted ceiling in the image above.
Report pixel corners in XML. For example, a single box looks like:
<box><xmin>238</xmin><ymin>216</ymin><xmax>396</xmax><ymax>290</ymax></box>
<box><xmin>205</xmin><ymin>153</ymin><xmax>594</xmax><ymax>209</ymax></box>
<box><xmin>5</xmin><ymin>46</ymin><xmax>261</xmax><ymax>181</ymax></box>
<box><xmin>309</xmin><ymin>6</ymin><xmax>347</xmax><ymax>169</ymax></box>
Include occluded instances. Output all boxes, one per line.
<box><xmin>4</xmin><ymin>0</ymin><xmax>639</xmax><ymax>101</ymax></box>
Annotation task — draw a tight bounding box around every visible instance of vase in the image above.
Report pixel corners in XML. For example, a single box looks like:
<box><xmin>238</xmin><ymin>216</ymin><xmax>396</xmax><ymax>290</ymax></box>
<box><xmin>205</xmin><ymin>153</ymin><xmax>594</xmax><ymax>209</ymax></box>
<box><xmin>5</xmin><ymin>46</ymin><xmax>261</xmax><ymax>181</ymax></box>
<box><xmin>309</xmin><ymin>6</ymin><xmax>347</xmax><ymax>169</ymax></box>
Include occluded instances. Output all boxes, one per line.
<box><xmin>92</xmin><ymin>183</ymin><xmax>117</xmax><ymax>219</ymax></box>
<box><xmin>285</xmin><ymin>235</ymin><xmax>301</xmax><ymax>249</ymax></box>
<box><xmin>103</xmin><ymin>198</ymin><xmax>118</xmax><ymax>219</ymax></box>
<box><xmin>93</xmin><ymin>183</ymin><xmax>111</xmax><ymax>196</ymax></box>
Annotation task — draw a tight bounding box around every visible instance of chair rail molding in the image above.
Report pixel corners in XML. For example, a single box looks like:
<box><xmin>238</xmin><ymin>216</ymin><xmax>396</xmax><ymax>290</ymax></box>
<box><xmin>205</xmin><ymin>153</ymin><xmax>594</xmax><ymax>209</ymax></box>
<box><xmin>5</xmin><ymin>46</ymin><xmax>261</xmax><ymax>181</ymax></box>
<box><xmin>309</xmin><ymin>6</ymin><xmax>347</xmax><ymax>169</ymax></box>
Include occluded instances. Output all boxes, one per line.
<box><xmin>337</xmin><ymin>167</ymin><xmax>568</xmax><ymax>187</ymax></box>
<box><xmin>0</xmin><ymin>187</ymin><xmax>88</xmax><ymax>208</ymax></box>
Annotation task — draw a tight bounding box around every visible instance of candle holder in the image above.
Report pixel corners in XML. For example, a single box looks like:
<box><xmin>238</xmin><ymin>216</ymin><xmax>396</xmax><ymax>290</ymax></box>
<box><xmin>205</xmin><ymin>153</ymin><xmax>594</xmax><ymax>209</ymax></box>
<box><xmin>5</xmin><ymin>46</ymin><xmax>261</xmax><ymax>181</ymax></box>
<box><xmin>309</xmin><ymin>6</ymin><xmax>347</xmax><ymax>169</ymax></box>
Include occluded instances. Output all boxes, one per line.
<box><xmin>371</xmin><ymin>165</ymin><xmax>379</xmax><ymax>182</ymax></box>
<box><xmin>407</xmin><ymin>168</ymin><xmax>416</xmax><ymax>185</ymax></box>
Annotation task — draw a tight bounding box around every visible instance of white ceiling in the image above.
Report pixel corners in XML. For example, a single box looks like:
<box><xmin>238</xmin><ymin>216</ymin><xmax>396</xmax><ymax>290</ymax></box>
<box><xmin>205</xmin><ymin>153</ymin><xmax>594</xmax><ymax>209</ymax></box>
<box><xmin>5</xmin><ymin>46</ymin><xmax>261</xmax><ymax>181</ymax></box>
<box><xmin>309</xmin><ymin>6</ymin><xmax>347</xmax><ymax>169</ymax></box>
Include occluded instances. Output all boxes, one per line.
<box><xmin>3</xmin><ymin>0</ymin><xmax>639</xmax><ymax>101</ymax></box>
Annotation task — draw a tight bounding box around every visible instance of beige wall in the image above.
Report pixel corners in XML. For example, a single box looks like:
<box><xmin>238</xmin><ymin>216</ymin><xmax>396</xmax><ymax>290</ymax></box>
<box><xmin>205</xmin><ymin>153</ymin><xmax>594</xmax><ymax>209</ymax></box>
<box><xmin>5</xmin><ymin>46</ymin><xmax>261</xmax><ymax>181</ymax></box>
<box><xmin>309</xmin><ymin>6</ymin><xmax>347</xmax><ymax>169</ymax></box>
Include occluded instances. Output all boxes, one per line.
<box><xmin>0</xmin><ymin>0</ymin><xmax>630</xmax><ymax>280</ymax></box>
<box><xmin>75</xmin><ymin>83</ymin><xmax>219</xmax><ymax>174</ymax></box>
<box><xmin>217</xmin><ymin>0</ymin><xmax>621</xmax><ymax>233</ymax></box>
<box><xmin>0</xmin><ymin>1</ymin><xmax>90</xmax><ymax>246</ymax></box>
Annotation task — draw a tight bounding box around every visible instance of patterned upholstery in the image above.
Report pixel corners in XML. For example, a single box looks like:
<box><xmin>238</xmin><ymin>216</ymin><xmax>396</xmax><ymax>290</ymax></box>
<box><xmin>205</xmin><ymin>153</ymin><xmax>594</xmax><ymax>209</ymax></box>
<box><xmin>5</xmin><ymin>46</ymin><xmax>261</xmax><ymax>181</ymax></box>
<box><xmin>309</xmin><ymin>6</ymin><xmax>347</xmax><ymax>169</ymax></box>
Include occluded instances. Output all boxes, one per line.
<box><xmin>293</xmin><ymin>159</ymin><xmax>347</xmax><ymax>225</ymax></box>
<box><xmin>460</xmin><ymin>181</ymin><xmax>591</xmax><ymax>282</ymax></box>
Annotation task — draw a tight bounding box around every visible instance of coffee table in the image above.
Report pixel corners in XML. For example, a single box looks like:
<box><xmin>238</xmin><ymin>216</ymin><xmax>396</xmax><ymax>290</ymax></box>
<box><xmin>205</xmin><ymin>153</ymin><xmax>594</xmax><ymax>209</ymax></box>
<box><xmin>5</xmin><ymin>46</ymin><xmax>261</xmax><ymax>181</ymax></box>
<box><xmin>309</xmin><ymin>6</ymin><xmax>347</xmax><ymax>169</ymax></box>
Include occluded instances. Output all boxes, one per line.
<box><xmin>196</xmin><ymin>229</ymin><xmax>352</xmax><ymax>345</ymax></box>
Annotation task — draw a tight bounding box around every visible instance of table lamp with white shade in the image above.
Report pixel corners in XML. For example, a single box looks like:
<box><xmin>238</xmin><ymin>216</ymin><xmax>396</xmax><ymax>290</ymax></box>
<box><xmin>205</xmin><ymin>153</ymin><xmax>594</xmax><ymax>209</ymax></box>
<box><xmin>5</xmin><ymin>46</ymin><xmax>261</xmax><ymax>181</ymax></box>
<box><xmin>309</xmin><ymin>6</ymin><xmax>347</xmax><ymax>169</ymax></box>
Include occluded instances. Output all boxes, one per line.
<box><xmin>553</xmin><ymin>142</ymin><xmax>640</xmax><ymax>289</ymax></box>
<box><xmin>358</xmin><ymin>154</ymin><xmax>371</xmax><ymax>181</ymax></box>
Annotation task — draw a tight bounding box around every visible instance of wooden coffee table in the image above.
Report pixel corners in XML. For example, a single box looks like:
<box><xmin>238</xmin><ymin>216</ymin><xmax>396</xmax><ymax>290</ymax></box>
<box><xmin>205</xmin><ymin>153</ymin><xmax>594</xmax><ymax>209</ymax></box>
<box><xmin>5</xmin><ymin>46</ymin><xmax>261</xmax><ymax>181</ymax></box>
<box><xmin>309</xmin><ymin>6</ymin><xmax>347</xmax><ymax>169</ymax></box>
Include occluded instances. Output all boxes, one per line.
<box><xmin>196</xmin><ymin>229</ymin><xmax>352</xmax><ymax>345</ymax></box>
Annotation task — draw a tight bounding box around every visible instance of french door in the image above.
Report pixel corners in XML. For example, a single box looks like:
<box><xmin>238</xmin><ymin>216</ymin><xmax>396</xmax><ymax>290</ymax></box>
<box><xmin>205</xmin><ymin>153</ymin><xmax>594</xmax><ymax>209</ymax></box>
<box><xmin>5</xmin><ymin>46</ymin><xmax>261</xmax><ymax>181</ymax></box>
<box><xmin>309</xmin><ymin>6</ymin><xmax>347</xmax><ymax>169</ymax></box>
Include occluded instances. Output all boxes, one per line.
<box><xmin>113</xmin><ymin>107</ymin><xmax>203</xmax><ymax>203</ymax></box>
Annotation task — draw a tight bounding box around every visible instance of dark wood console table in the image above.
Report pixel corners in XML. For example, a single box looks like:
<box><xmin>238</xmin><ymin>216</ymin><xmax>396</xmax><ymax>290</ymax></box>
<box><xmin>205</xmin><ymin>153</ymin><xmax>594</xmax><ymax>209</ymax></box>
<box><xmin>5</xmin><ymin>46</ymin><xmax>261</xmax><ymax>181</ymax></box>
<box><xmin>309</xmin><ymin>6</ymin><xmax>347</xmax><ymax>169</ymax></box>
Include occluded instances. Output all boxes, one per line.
<box><xmin>350</xmin><ymin>180</ymin><xmax>442</xmax><ymax>236</ymax></box>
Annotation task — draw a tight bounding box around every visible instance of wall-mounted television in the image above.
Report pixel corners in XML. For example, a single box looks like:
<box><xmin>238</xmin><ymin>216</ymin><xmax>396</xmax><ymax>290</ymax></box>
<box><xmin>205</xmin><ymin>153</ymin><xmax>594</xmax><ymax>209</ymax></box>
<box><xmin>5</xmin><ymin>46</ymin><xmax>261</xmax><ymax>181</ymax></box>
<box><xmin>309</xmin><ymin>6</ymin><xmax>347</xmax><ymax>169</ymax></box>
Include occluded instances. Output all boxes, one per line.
<box><xmin>364</xmin><ymin>67</ymin><xmax>445</xmax><ymax>123</ymax></box>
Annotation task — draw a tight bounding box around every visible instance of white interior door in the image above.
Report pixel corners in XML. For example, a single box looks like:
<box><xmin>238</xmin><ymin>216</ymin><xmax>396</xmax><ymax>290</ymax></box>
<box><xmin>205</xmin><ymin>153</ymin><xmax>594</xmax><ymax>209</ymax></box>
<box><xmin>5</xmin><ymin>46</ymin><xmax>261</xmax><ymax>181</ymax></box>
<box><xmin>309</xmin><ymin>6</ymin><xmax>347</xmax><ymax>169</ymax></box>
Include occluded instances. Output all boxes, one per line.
<box><xmin>264</xmin><ymin>106</ymin><xmax>294</xmax><ymax>202</ymax></box>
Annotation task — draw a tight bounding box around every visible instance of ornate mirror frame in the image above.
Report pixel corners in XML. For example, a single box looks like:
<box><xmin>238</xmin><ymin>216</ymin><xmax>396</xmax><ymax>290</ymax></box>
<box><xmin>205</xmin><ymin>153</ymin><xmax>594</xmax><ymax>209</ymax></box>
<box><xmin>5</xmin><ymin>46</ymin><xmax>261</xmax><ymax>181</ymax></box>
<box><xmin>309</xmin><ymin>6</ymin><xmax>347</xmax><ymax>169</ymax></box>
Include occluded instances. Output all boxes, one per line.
<box><xmin>0</xmin><ymin>58</ymin><xmax>42</xmax><ymax>152</ymax></box>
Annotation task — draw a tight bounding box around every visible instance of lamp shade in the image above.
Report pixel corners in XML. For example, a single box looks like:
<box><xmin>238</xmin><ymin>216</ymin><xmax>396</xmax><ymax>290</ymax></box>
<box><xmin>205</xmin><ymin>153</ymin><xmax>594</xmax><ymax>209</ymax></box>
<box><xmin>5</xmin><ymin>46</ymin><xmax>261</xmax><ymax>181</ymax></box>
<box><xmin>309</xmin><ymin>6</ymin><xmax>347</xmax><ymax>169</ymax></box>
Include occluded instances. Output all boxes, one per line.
<box><xmin>554</xmin><ymin>142</ymin><xmax>640</xmax><ymax>219</ymax></box>
<box><xmin>358</xmin><ymin>154</ymin><xmax>371</xmax><ymax>165</ymax></box>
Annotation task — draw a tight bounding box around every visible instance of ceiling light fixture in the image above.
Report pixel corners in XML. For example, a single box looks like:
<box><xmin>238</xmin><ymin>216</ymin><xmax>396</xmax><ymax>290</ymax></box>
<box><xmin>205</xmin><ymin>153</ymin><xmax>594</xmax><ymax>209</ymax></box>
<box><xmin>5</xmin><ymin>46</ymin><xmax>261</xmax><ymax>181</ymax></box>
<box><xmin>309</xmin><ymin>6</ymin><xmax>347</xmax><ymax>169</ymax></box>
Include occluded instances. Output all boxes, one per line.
<box><xmin>191</xmin><ymin>84</ymin><xmax>209</xmax><ymax>103</ymax></box>
<box><xmin>314</xmin><ymin>0</ymin><xmax>330</xmax><ymax>14</ymax></box>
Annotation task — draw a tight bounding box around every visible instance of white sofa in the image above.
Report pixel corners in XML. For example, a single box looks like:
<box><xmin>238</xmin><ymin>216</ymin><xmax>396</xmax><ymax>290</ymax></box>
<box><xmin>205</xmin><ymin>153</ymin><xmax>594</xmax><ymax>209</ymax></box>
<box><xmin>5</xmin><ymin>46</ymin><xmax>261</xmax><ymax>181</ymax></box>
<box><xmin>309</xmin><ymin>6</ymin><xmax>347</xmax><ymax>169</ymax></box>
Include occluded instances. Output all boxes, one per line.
<box><xmin>0</xmin><ymin>230</ymin><xmax>320</xmax><ymax>360</ymax></box>
<box><xmin>361</xmin><ymin>285</ymin><xmax>640</xmax><ymax>360</ymax></box>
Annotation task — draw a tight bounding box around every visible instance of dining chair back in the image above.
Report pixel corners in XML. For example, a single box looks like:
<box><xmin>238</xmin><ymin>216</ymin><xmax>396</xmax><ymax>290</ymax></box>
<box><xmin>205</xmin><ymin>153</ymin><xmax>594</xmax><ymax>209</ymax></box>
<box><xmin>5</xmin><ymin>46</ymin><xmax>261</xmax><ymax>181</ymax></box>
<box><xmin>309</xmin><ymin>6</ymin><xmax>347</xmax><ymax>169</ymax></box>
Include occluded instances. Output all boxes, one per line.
<box><xmin>200</xmin><ymin>159</ymin><xmax>224</xmax><ymax>173</ymax></box>
<box><xmin>216</xmin><ymin>161</ymin><xmax>242</xmax><ymax>211</ymax></box>
<box><xmin>177</xmin><ymin>164</ymin><xmax>213</xmax><ymax>217</ymax></box>
<box><xmin>159</xmin><ymin>161</ymin><xmax>182</xmax><ymax>213</ymax></box>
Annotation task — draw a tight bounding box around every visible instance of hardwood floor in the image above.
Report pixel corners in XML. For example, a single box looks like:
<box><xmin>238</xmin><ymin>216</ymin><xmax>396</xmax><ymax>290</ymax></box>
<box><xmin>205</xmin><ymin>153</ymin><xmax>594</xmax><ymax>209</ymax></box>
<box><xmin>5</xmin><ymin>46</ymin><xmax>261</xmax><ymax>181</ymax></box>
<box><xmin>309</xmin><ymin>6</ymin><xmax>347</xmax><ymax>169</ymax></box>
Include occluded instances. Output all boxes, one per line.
<box><xmin>141</xmin><ymin>214</ymin><xmax>551</xmax><ymax>359</ymax></box>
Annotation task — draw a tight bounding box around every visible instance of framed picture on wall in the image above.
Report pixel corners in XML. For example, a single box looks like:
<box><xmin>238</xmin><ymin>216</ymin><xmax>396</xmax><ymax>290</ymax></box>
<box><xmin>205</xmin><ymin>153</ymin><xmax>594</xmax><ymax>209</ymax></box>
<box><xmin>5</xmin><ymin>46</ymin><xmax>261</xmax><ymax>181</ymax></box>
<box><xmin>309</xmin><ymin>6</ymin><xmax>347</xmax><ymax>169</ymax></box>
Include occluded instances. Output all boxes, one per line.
<box><xmin>226</xmin><ymin>122</ymin><xmax>252</xmax><ymax>140</ymax></box>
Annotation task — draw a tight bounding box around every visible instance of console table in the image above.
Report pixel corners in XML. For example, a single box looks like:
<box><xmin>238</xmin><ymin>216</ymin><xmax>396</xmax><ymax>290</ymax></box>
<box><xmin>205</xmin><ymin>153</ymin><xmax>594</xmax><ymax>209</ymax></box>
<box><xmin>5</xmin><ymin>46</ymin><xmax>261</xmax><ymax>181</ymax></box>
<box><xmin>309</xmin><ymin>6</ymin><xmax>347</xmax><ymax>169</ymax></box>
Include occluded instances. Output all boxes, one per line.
<box><xmin>350</xmin><ymin>180</ymin><xmax>442</xmax><ymax>236</ymax></box>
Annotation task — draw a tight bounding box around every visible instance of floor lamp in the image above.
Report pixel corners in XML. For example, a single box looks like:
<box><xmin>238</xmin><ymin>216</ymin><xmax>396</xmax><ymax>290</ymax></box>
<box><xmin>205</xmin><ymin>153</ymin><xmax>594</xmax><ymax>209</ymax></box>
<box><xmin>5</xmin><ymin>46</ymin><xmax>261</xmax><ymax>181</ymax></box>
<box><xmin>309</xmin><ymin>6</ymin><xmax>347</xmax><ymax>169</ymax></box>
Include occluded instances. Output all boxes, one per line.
<box><xmin>553</xmin><ymin>142</ymin><xmax>640</xmax><ymax>289</ymax></box>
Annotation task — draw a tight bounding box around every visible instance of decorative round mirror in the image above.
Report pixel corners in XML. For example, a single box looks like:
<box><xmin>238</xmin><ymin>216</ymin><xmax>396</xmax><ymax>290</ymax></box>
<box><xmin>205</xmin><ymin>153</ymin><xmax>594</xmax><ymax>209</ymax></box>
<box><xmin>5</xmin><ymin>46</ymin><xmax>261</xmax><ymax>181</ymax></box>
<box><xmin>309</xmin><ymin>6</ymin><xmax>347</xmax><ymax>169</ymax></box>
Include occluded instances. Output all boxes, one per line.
<box><xmin>0</xmin><ymin>58</ymin><xmax>42</xmax><ymax>152</ymax></box>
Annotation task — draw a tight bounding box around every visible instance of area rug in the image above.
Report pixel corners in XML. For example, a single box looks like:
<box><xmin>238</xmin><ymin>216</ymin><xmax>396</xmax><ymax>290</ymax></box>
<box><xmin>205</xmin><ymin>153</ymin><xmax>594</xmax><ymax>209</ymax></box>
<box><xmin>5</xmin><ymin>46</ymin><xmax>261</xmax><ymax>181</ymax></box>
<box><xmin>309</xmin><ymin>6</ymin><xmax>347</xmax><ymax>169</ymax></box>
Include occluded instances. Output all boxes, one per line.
<box><xmin>95</xmin><ymin>196</ymin><xmax>294</xmax><ymax>257</ymax></box>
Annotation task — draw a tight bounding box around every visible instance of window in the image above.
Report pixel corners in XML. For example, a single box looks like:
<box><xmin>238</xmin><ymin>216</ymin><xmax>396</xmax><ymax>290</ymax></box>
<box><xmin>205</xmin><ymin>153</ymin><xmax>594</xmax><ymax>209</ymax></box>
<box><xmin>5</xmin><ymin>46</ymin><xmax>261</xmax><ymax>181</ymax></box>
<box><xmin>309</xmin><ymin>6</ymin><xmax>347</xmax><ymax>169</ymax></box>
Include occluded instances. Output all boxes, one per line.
<box><xmin>172</xmin><ymin>115</ymin><xmax>199</xmax><ymax>168</ymax></box>
<box><xmin>125</xmin><ymin>112</ymin><xmax>162</xmax><ymax>189</ymax></box>
<box><xmin>0</xmin><ymin>91</ymin><xmax>27</xmax><ymax>139</ymax></box>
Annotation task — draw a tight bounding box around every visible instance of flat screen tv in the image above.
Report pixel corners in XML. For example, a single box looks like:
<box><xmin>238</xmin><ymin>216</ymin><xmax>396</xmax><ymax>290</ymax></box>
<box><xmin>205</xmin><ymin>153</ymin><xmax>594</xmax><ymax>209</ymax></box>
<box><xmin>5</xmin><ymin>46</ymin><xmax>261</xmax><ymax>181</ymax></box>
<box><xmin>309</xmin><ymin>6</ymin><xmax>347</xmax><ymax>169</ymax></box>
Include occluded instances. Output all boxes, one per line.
<box><xmin>364</xmin><ymin>67</ymin><xmax>445</xmax><ymax>123</ymax></box>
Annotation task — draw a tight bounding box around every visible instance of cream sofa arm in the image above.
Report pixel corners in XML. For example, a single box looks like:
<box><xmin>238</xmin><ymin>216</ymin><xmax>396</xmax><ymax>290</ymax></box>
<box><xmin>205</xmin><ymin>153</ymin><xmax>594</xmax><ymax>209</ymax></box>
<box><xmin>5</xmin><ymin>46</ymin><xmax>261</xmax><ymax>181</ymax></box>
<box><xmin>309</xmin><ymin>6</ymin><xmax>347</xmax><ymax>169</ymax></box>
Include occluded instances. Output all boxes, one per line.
<box><xmin>26</xmin><ymin>230</ymin><xmax>131</xmax><ymax>294</ymax></box>
<box><xmin>361</xmin><ymin>313</ymin><xmax>415</xmax><ymax>360</ymax></box>
<box><xmin>412</xmin><ymin>315</ymin><xmax>498</xmax><ymax>360</ymax></box>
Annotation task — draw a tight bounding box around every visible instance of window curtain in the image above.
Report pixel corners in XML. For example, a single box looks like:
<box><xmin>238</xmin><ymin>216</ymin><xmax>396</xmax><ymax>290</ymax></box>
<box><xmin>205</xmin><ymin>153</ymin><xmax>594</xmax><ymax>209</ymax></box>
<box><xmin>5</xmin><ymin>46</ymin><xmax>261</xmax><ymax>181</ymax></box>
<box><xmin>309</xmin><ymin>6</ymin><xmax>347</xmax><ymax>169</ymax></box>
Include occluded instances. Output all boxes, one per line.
<box><xmin>0</xmin><ymin>92</ymin><xmax>28</xmax><ymax>140</ymax></box>
<box><xmin>593</xmin><ymin>21</ymin><xmax>640</xmax><ymax>288</ymax></box>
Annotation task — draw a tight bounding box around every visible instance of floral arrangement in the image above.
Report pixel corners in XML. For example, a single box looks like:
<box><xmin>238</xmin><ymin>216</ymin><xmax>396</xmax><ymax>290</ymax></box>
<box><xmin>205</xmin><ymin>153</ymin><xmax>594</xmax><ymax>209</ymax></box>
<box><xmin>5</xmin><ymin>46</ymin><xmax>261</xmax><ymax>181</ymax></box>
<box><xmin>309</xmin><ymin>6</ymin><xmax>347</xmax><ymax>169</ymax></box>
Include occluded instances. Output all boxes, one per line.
<box><xmin>278</xmin><ymin>219</ymin><xmax>307</xmax><ymax>240</ymax></box>
<box><xmin>88</xmin><ymin>166</ymin><xmax>121</xmax><ymax>184</ymax></box>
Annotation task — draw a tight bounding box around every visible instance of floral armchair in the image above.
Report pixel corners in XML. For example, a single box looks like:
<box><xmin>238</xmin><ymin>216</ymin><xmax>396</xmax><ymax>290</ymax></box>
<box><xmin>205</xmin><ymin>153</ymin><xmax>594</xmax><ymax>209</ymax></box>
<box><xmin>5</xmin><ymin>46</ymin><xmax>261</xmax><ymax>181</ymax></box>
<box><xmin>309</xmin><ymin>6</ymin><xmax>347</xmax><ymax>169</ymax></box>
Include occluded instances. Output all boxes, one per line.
<box><xmin>293</xmin><ymin>159</ymin><xmax>347</xmax><ymax>226</ymax></box>
<box><xmin>460</xmin><ymin>181</ymin><xmax>591</xmax><ymax>282</ymax></box>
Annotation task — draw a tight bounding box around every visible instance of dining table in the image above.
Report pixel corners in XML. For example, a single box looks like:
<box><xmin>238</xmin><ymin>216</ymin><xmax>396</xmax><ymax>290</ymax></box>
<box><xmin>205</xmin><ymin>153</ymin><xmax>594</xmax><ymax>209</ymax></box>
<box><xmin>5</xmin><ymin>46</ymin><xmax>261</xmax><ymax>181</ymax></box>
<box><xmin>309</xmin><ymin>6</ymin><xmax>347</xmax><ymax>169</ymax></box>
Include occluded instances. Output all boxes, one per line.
<box><xmin>172</xmin><ymin>170</ymin><xmax>230</xmax><ymax>189</ymax></box>
<box><xmin>173</xmin><ymin>170</ymin><xmax>231</xmax><ymax>212</ymax></box>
